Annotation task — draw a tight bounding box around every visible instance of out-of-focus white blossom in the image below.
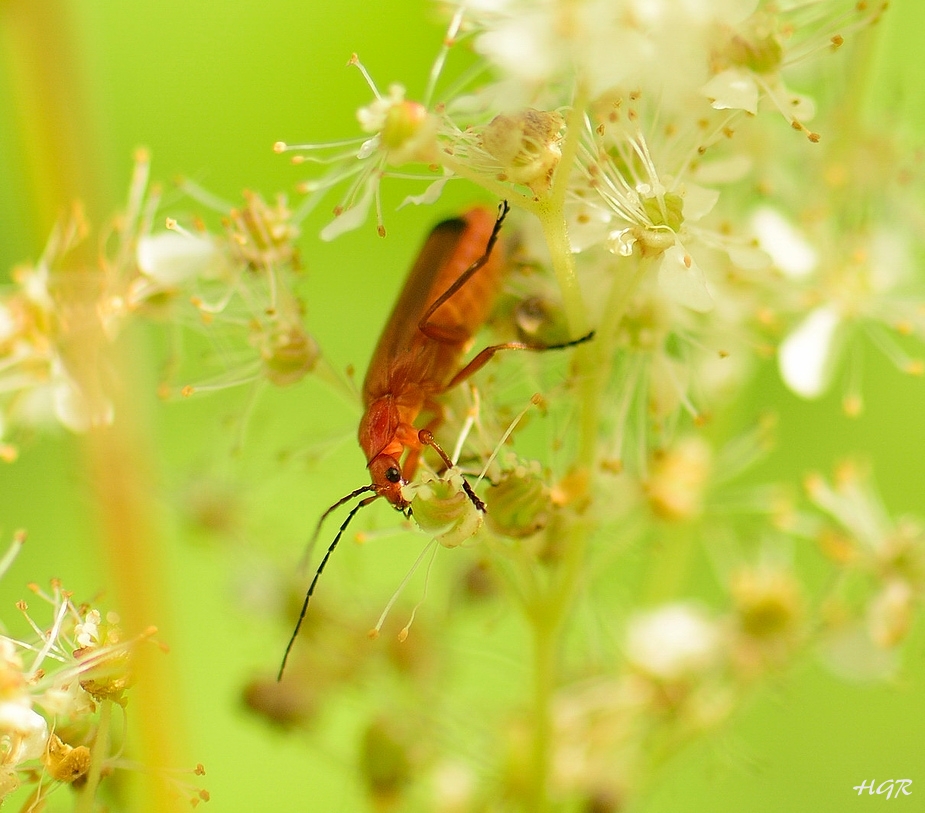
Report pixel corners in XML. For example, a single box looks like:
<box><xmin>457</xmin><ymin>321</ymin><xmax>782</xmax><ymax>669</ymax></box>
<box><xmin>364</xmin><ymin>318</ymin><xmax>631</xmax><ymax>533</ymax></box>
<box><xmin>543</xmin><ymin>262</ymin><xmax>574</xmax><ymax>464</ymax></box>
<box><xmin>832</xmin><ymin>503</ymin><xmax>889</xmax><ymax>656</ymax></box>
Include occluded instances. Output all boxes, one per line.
<box><xmin>136</xmin><ymin>231</ymin><xmax>218</xmax><ymax>288</ymax></box>
<box><xmin>778</xmin><ymin>304</ymin><xmax>841</xmax><ymax>398</ymax></box>
<box><xmin>469</xmin><ymin>0</ymin><xmax>758</xmax><ymax>103</ymax></box>
<box><xmin>625</xmin><ymin>603</ymin><xmax>722</xmax><ymax>680</ymax></box>
<box><xmin>751</xmin><ymin>207</ymin><xmax>818</xmax><ymax>278</ymax></box>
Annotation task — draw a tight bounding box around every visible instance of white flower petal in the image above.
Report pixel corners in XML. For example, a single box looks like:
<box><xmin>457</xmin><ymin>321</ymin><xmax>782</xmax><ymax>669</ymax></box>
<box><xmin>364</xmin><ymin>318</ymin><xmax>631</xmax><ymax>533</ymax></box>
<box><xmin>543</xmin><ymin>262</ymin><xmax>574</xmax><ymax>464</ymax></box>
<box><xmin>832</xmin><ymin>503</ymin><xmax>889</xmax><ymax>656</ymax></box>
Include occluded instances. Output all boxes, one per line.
<box><xmin>0</xmin><ymin>303</ymin><xmax>16</xmax><ymax>344</ymax></box>
<box><xmin>0</xmin><ymin>701</ymin><xmax>48</xmax><ymax>764</ymax></box>
<box><xmin>658</xmin><ymin>244</ymin><xmax>713</xmax><ymax>312</ymax></box>
<box><xmin>751</xmin><ymin>207</ymin><xmax>817</xmax><ymax>278</ymax></box>
<box><xmin>701</xmin><ymin>68</ymin><xmax>759</xmax><ymax>114</ymax></box>
<box><xmin>399</xmin><ymin>176</ymin><xmax>450</xmax><ymax>209</ymax></box>
<box><xmin>681</xmin><ymin>183</ymin><xmax>720</xmax><ymax>222</ymax></box>
<box><xmin>819</xmin><ymin>624</ymin><xmax>897</xmax><ymax>682</ymax></box>
<box><xmin>626</xmin><ymin>603</ymin><xmax>721</xmax><ymax>680</ymax></box>
<box><xmin>320</xmin><ymin>189</ymin><xmax>374</xmax><ymax>241</ymax></box>
<box><xmin>475</xmin><ymin>17</ymin><xmax>558</xmax><ymax>84</ymax></box>
<box><xmin>691</xmin><ymin>154</ymin><xmax>752</xmax><ymax>185</ymax></box>
<box><xmin>726</xmin><ymin>245</ymin><xmax>771</xmax><ymax>271</ymax></box>
<box><xmin>568</xmin><ymin>205</ymin><xmax>612</xmax><ymax>253</ymax></box>
<box><xmin>356</xmin><ymin>135</ymin><xmax>380</xmax><ymax>160</ymax></box>
<box><xmin>137</xmin><ymin>232</ymin><xmax>216</xmax><ymax>285</ymax></box>
<box><xmin>778</xmin><ymin>304</ymin><xmax>841</xmax><ymax>398</ymax></box>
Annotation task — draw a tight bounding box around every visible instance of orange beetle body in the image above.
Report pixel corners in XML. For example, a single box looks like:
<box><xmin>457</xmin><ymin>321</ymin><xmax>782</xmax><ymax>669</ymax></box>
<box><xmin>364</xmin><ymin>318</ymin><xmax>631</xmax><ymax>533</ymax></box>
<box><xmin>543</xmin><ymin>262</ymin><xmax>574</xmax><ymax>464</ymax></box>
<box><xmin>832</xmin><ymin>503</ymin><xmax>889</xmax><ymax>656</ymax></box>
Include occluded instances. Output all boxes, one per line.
<box><xmin>358</xmin><ymin>207</ymin><xmax>505</xmax><ymax>509</ymax></box>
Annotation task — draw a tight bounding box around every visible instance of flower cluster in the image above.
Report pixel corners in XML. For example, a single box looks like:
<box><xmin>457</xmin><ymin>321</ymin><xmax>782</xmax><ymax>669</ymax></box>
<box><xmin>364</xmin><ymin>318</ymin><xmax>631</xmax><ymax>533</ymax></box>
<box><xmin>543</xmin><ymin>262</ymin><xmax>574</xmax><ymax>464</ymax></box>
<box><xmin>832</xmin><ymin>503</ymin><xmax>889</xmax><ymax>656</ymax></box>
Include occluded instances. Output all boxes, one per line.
<box><xmin>0</xmin><ymin>534</ymin><xmax>208</xmax><ymax>808</ymax></box>
<box><xmin>0</xmin><ymin>150</ymin><xmax>321</xmax><ymax>458</ymax></box>
<box><xmin>281</xmin><ymin>0</ymin><xmax>912</xmax><ymax>438</ymax></box>
<box><xmin>243</xmin><ymin>1</ymin><xmax>924</xmax><ymax>810</ymax></box>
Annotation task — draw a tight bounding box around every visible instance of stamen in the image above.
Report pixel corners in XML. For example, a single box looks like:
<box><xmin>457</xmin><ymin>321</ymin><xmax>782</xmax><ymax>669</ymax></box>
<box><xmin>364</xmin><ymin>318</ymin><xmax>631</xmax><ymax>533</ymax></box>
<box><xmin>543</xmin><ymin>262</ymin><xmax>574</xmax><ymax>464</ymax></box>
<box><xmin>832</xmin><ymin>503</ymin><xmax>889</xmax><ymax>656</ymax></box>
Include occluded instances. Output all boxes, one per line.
<box><xmin>476</xmin><ymin>394</ymin><xmax>539</xmax><ymax>485</ymax></box>
<box><xmin>424</xmin><ymin>3</ymin><xmax>466</xmax><ymax>107</ymax></box>
<box><xmin>123</xmin><ymin>147</ymin><xmax>151</xmax><ymax>234</ymax></box>
<box><xmin>0</xmin><ymin>530</ymin><xmax>25</xmax><ymax>581</ymax></box>
<box><xmin>275</xmin><ymin>136</ymin><xmax>368</xmax><ymax>153</ymax></box>
<box><xmin>451</xmin><ymin>385</ymin><xmax>480</xmax><ymax>464</ymax></box>
<box><xmin>175</xmin><ymin>177</ymin><xmax>236</xmax><ymax>213</ymax></box>
<box><xmin>348</xmin><ymin>53</ymin><xmax>382</xmax><ymax>100</ymax></box>
<box><xmin>398</xmin><ymin>540</ymin><xmax>440</xmax><ymax>642</ymax></box>
<box><xmin>864</xmin><ymin>322</ymin><xmax>922</xmax><ymax>374</ymax></box>
<box><xmin>28</xmin><ymin>594</ymin><xmax>71</xmax><ymax>678</ymax></box>
<box><xmin>370</xmin><ymin>538</ymin><xmax>437</xmax><ymax>639</ymax></box>
<box><xmin>178</xmin><ymin>365</ymin><xmax>263</xmax><ymax>397</ymax></box>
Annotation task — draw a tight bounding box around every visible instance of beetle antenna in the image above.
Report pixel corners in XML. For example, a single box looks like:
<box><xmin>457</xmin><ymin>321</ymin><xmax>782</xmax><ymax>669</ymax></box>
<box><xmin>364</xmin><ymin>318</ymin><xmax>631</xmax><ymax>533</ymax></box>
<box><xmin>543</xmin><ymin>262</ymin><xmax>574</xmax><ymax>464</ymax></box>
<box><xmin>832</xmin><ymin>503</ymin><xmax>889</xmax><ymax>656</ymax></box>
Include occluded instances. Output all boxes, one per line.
<box><xmin>280</xmin><ymin>492</ymin><xmax>377</xmax><ymax>680</ymax></box>
<box><xmin>300</xmin><ymin>484</ymin><xmax>377</xmax><ymax>571</ymax></box>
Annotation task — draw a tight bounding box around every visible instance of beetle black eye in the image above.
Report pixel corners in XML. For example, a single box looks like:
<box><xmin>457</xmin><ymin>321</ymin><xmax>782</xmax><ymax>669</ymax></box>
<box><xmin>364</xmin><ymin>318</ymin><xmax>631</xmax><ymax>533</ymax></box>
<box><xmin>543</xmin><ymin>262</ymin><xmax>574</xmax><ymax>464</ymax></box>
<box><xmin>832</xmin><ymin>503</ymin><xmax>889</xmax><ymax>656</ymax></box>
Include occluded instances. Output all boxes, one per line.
<box><xmin>385</xmin><ymin>467</ymin><xmax>402</xmax><ymax>483</ymax></box>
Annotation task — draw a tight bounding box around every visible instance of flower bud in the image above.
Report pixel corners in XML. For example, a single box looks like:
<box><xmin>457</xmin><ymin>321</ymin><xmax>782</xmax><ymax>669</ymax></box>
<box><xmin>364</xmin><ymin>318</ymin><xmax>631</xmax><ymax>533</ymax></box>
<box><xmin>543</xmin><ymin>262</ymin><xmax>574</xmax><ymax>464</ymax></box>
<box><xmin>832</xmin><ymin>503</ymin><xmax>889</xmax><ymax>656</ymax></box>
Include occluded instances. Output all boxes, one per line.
<box><xmin>359</xmin><ymin>719</ymin><xmax>412</xmax><ymax>804</ymax></box>
<box><xmin>481</xmin><ymin>109</ymin><xmax>564</xmax><ymax>196</ymax></box>
<box><xmin>226</xmin><ymin>191</ymin><xmax>300</xmax><ymax>270</ymax></box>
<box><xmin>731</xmin><ymin>568</ymin><xmax>802</xmax><ymax>642</ymax></box>
<box><xmin>867</xmin><ymin>579</ymin><xmax>915</xmax><ymax>648</ymax></box>
<box><xmin>43</xmin><ymin>735</ymin><xmax>91</xmax><ymax>784</ymax></box>
<box><xmin>406</xmin><ymin>470</ymin><xmax>483</xmax><ymax>548</ymax></box>
<box><xmin>260</xmin><ymin>324</ymin><xmax>319</xmax><ymax>386</ymax></box>
<box><xmin>485</xmin><ymin>464</ymin><xmax>550</xmax><ymax>539</ymax></box>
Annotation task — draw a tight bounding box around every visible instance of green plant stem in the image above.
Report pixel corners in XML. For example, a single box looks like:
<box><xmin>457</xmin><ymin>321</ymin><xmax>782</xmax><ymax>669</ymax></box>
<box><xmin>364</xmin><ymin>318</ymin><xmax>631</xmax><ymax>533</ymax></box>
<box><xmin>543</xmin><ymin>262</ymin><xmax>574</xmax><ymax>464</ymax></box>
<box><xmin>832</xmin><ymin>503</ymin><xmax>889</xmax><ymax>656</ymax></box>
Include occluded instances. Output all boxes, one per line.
<box><xmin>584</xmin><ymin>254</ymin><xmax>650</xmax><ymax>458</ymax></box>
<box><xmin>75</xmin><ymin>699</ymin><xmax>112</xmax><ymax>813</ymax></box>
<box><xmin>518</xmin><ymin>91</ymin><xmax>602</xmax><ymax>811</ymax></box>
<box><xmin>535</xmin><ymin>90</ymin><xmax>590</xmax><ymax>337</ymax></box>
<box><xmin>446</xmin><ymin>86</ymin><xmax>619</xmax><ymax>810</ymax></box>
<box><xmin>520</xmin><ymin>97</ymin><xmax>654</xmax><ymax>810</ymax></box>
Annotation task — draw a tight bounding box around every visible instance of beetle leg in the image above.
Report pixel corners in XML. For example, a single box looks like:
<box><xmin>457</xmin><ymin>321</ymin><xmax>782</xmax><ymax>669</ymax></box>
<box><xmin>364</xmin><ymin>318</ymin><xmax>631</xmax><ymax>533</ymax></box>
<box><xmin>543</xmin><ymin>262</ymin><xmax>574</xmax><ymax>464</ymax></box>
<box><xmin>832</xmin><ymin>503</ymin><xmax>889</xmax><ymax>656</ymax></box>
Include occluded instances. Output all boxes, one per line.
<box><xmin>442</xmin><ymin>330</ymin><xmax>596</xmax><ymax>392</ymax></box>
<box><xmin>417</xmin><ymin>429</ymin><xmax>487</xmax><ymax>512</ymax></box>
<box><xmin>400</xmin><ymin>408</ymin><xmax>443</xmax><ymax>481</ymax></box>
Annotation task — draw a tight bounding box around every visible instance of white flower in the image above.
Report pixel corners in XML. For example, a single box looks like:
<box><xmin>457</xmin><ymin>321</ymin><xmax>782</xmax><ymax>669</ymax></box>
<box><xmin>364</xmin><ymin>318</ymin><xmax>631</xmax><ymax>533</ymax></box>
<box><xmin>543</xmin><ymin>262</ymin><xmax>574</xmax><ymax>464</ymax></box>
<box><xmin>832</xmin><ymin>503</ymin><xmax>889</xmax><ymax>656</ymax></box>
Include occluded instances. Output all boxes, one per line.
<box><xmin>701</xmin><ymin>2</ymin><xmax>886</xmax><ymax>139</ymax></box>
<box><xmin>575</xmin><ymin>113</ymin><xmax>727</xmax><ymax>312</ymax></box>
<box><xmin>137</xmin><ymin>231</ymin><xmax>217</xmax><ymax>286</ymax></box>
<box><xmin>470</xmin><ymin>0</ymin><xmax>757</xmax><ymax>104</ymax></box>
<box><xmin>701</xmin><ymin>67</ymin><xmax>815</xmax><ymax>130</ymax></box>
<box><xmin>283</xmin><ymin>59</ymin><xmax>443</xmax><ymax>239</ymax></box>
<box><xmin>625</xmin><ymin>603</ymin><xmax>721</xmax><ymax>680</ymax></box>
<box><xmin>404</xmin><ymin>470</ymin><xmax>483</xmax><ymax>549</ymax></box>
<box><xmin>774</xmin><ymin>226</ymin><xmax>922</xmax><ymax>404</ymax></box>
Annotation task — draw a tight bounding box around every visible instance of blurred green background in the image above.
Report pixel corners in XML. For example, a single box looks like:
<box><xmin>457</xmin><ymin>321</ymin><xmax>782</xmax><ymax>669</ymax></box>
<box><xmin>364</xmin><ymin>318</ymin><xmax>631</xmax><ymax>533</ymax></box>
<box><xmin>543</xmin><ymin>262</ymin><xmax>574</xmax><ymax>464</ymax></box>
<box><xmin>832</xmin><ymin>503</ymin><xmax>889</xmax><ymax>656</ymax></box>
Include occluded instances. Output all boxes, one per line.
<box><xmin>1</xmin><ymin>1</ymin><xmax>924</xmax><ymax>811</ymax></box>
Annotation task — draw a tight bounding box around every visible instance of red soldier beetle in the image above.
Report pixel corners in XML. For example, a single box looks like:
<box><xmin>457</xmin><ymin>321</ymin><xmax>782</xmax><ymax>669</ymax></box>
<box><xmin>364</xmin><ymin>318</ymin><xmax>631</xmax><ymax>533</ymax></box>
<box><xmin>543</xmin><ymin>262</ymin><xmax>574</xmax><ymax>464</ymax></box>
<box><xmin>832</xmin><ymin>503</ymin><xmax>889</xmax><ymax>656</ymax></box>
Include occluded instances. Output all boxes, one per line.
<box><xmin>278</xmin><ymin>202</ymin><xmax>592</xmax><ymax>679</ymax></box>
